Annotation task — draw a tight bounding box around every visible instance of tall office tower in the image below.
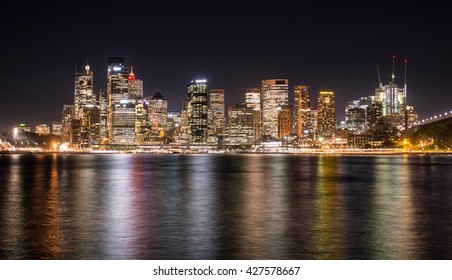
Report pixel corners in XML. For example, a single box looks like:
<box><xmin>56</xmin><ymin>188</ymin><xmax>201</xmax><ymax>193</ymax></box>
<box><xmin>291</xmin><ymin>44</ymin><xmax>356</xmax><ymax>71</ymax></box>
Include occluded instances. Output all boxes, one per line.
<box><xmin>209</xmin><ymin>89</ymin><xmax>225</xmax><ymax>135</ymax></box>
<box><xmin>317</xmin><ymin>90</ymin><xmax>336</xmax><ymax>138</ymax></box>
<box><xmin>127</xmin><ymin>68</ymin><xmax>147</xmax><ymax>143</ymax></box>
<box><xmin>278</xmin><ymin>105</ymin><xmax>292</xmax><ymax>139</ymax></box>
<box><xmin>74</xmin><ymin>64</ymin><xmax>95</xmax><ymax>120</ymax></box>
<box><xmin>99</xmin><ymin>89</ymin><xmax>108</xmax><ymax>143</ymax></box>
<box><xmin>366</xmin><ymin>102</ymin><xmax>383</xmax><ymax>133</ymax></box>
<box><xmin>106</xmin><ymin>57</ymin><xmax>136</xmax><ymax>145</ymax></box>
<box><xmin>375</xmin><ymin>57</ymin><xmax>407</xmax><ymax>129</ymax></box>
<box><xmin>178</xmin><ymin>102</ymin><xmax>190</xmax><ymax>144</ymax></box>
<box><xmin>345</xmin><ymin>106</ymin><xmax>366</xmax><ymax>134</ymax></box>
<box><xmin>226</xmin><ymin>103</ymin><xmax>254</xmax><ymax>146</ymax></box>
<box><xmin>294</xmin><ymin>85</ymin><xmax>311</xmax><ymax>137</ymax></box>
<box><xmin>165</xmin><ymin>111</ymin><xmax>181</xmax><ymax>141</ymax></box>
<box><xmin>81</xmin><ymin>105</ymin><xmax>101</xmax><ymax>146</ymax></box>
<box><xmin>404</xmin><ymin>106</ymin><xmax>418</xmax><ymax>129</ymax></box>
<box><xmin>261</xmin><ymin>79</ymin><xmax>289</xmax><ymax>139</ymax></box>
<box><xmin>375</xmin><ymin>82</ymin><xmax>406</xmax><ymax>116</ymax></box>
<box><xmin>61</xmin><ymin>105</ymin><xmax>74</xmax><ymax>141</ymax></box>
<box><xmin>127</xmin><ymin>67</ymin><xmax>143</xmax><ymax>99</ymax></box>
<box><xmin>72</xmin><ymin>63</ymin><xmax>99</xmax><ymax>148</ymax></box>
<box><xmin>135</xmin><ymin>100</ymin><xmax>149</xmax><ymax>144</ymax></box>
<box><xmin>345</xmin><ymin>96</ymin><xmax>373</xmax><ymax>134</ymax></box>
<box><xmin>149</xmin><ymin>91</ymin><xmax>168</xmax><ymax>139</ymax></box>
<box><xmin>309</xmin><ymin>109</ymin><xmax>317</xmax><ymax>139</ymax></box>
<box><xmin>187</xmin><ymin>79</ymin><xmax>208</xmax><ymax>144</ymax></box>
<box><xmin>245</xmin><ymin>88</ymin><xmax>261</xmax><ymax>141</ymax></box>
<box><xmin>245</xmin><ymin>88</ymin><xmax>261</xmax><ymax>110</ymax></box>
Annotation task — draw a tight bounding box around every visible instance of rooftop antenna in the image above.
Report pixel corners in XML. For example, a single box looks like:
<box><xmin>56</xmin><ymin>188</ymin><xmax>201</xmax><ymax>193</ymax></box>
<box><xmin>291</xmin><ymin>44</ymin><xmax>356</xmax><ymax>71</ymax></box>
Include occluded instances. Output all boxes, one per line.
<box><xmin>392</xmin><ymin>54</ymin><xmax>396</xmax><ymax>82</ymax></box>
<box><xmin>404</xmin><ymin>59</ymin><xmax>408</xmax><ymax>90</ymax></box>
<box><xmin>377</xmin><ymin>64</ymin><xmax>382</xmax><ymax>87</ymax></box>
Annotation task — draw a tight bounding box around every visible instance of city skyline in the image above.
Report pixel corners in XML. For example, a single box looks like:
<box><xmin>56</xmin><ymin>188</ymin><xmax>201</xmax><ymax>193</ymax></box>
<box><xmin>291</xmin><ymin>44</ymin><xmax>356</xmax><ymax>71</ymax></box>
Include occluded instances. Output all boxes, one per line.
<box><xmin>1</xmin><ymin>3</ymin><xmax>451</xmax><ymax>130</ymax></box>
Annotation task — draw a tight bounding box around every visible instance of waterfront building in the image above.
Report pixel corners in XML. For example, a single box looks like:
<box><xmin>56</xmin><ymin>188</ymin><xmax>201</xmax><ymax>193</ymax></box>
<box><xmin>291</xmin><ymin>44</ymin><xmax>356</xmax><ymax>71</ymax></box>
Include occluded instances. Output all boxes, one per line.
<box><xmin>127</xmin><ymin>67</ymin><xmax>143</xmax><ymax>99</ymax></box>
<box><xmin>405</xmin><ymin>106</ymin><xmax>418</xmax><ymax>129</ymax></box>
<box><xmin>35</xmin><ymin>124</ymin><xmax>50</xmax><ymax>135</ymax></box>
<box><xmin>187</xmin><ymin>79</ymin><xmax>208</xmax><ymax>144</ymax></box>
<box><xmin>99</xmin><ymin>89</ymin><xmax>108</xmax><ymax>143</ymax></box>
<box><xmin>106</xmin><ymin>57</ymin><xmax>140</xmax><ymax>145</ymax></box>
<box><xmin>81</xmin><ymin>104</ymin><xmax>101</xmax><ymax>146</ymax></box>
<box><xmin>261</xmin><ymin>79</ymin><xmax>289</xmax><ymax>139</ymax></box>
<box><xmin>294</xmin><ymin>85</ymin><xmax>311</xmax><ymax>137</ymax></box>
<box><xmin>375</xmin><ymin>81</ymin><xmax>406</xmax><ymax>117</ymax></box>
<box><xmin>374</xmin><ymin>57</ymin><xmax>409</xmax><ymax>131</ymax></box>
<box><xmin>345</xmin><ymin>106</ymin><xmax>366</xmax><ymax>133</ymax></box>
<box><xmin>306</xmin><ymin>108</ymin><xmax>316</xmax><ymax>139</ymax></box>
<box><xmin>125</xmin><ymin>70</ymin><xmax>146</xmax><ymax>144</ymax></box>
<box><xmin>178</xmin><ymin>102</ymin><xmax>190</xmax><ymax>144</ymax></box>
<box><xmin>15</xmin><ymin>123</ymin><xmax>31</xmax><ymax>133</ymax></box>
<box><xmin>278</xmin><ymin>104</ymin><xmax>292</xmax><ymax>139</ymax></box>
<box><xmin>52</xmin><ymin>122</ymin><xmax>62</xmax><ymax>136</ymax></box>
<box><xmin>375</xmin><ymin>81</ymin><xmax>406</xmax><ymax>128</ymax></box>
<box><xmin>74</xmin><ymin>64</ymin><xmax>95</xmax><ymax>120</ymax></box>
<box><xmin>149</xmin><ymin>91</ymin><xmax>168</xmax><ymax>140</ymax></box>
<box><xmin>245</xmin><ymin>88</ymin><xmax>261</xmax><ymax>142</ymax></box>
<box><xmin>225</xmin><ymin>103</ymin><xmax>254</xmax><ymax>146</ymax></box>
<box><xmin>366</xmin><ymin>102</ymin><xmax>386</xmax><ymax>134</ymax></box>
<box><xmin>245</xmin><ymin>88</ymin><xmax>261</xmax><ymax>110</ymax></box>
<box><xmin>317</xmin><ymin>90</ymin><xmax>336</xmax><ymax>138</ymax></box>
<box><xmin>165</xmin><ymin>111</ymin><xmax>181</xmax><ymax>142</ymax></box>
<box><xmin>135</xmin><ymin>99</ymin><xmax>149</xmax><ymax>144</ymax></box>
<box><xmin>345</xmin><ymin>97</ymin><xmax>373</xmax><ymax>134</ymax></box>
<box><xmin>72</xmin><ymin>63</ymin><xmax>101</xmax><ymax>147</ymax></box>
<box><xmin>61</xmin><ymin>105</ymin><xmax>74</xmax><ymax>141</ymax></box>
<box><xmin>209</xmin><ymin>88</ymin><xmax>225</xmax><ymax>135</ymax></box>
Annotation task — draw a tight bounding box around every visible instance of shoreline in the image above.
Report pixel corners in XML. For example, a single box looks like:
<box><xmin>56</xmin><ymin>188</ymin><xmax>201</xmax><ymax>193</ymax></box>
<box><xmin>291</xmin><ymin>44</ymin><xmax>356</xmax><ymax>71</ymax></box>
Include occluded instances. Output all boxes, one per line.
<box><xmin>2</xmin><ymin>149</ymin><xmax>451</xmax><ymax>156</ymax></box>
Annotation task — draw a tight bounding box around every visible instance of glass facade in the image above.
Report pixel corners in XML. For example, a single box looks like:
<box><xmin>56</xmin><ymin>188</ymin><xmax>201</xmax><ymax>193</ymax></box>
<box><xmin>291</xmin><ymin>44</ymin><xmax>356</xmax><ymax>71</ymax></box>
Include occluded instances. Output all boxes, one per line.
<box><xmin>261</xmin><ymin>79</ymin><xmax>288</xmax><ymax>139</ymax></box>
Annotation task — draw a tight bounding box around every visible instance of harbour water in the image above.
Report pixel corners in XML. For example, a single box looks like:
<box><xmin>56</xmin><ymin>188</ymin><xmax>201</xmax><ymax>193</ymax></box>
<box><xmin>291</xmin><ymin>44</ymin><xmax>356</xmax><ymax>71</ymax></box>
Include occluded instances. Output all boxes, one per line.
<box><xmin>0</xmin><ymin>153</ymin><xmax>451</xmax><ymax>259</ymax></box>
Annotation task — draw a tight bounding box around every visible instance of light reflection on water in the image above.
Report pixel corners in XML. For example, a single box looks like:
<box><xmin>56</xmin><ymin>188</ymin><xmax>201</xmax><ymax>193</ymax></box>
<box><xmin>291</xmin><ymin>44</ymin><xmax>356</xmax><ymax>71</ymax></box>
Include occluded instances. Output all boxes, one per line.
<box><xmin>0</xmin><ymin>153</ymin><xmax>451</xmax><ymax>260</ymax></box>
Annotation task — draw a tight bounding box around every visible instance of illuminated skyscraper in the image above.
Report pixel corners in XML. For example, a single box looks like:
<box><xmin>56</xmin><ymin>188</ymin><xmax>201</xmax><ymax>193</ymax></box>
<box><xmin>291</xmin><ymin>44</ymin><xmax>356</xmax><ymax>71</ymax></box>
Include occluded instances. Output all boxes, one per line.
<box><xmin>374</xmin><ymin>56</ymin><xmax>408</xmax><ymax>130</ymax></box>
<box><xmin>226</xmin><ymin>103</ymin><xmax>254</xmax><ymax>145</ymax></box>
<box><xmin>245</xmin><ymin>88</ymin><xmax>261</xmax><ymax>142</ymax></box>
<box><xmin>72</xmin><ymin>63</ymin><xmax>100</xmax><ymax>148</ymax></box>
<box><xmin>317</xmin><ymin>90</ymin><xmax>336</xmax><ymax>138</ymax></box>
<box><xmin>209</xmin><ymin>88</ymin><xmax>225</xmax><ymax>135</ymax></box>
<box><xmin>345</xmin><ymin>96</ymin><xmax>373</xmax><ymax>134</ymax></box>
<box><xmin>127</xmin><ymin>67</ymin><xmax>143</xmax><ymax>99</ymax></box>
<box><xmin>293</xmin><ymin>85</ymin><xmax>310</xmax><ymax>137</ymax></box>
<box><xmin>187</xmin><ymin>79</ymin><xmax>208</xmax><ymax>143</ymax></box>
<box><xmin>261</xmin><ymin>79</ymin><xmax>288</xmax><ymax>139</ymax></box>
<box><xmin>245</xmin><ymin>88</ymin><xmax>261</xmax><ymax>111</ymax></box>
<box><xmin>165</xmin><ymin>111</ymin><xmax>181</xmax><ymax>142</ymax></box>
<box><xmin>106</xmin><ymin>57</ymin><xmax>140</xmax><ymax>145</ymax></box>
<box><xmin>99</xmin><ymin>89</ymin><xmax>107</xmax><ymax>143</ymax></box>
<box><xmin>278</xmin><ymin>105</ymin><xmax>292</xmax><ymax>139</ymax></box>
<box><xmin>74</xmin><ymin>64</ymin><xmax>95</xmax><ymax>120</ymax></box>
<box><xmin>149</xmin><ymin>91</ymin><xmax>168</xmax><ymax>140</ymax></box>
<box><xmin>375</xmin><ymin>82</ymin><xmax>406</xmax><ymax>117</ymax></box>
<box><xmin>61</xmin><ymin>105</ymin><xmax>74</xmax><ymax>141</ymax></box>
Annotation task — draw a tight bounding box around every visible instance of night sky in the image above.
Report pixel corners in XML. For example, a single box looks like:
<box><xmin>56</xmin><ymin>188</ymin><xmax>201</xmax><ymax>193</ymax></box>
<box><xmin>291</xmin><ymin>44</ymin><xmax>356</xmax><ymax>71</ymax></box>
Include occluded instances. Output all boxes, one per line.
<box><xmin>1</xmin><ymin>2</ymin><xmax>451</xmax><ymax>131</ymax></box>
